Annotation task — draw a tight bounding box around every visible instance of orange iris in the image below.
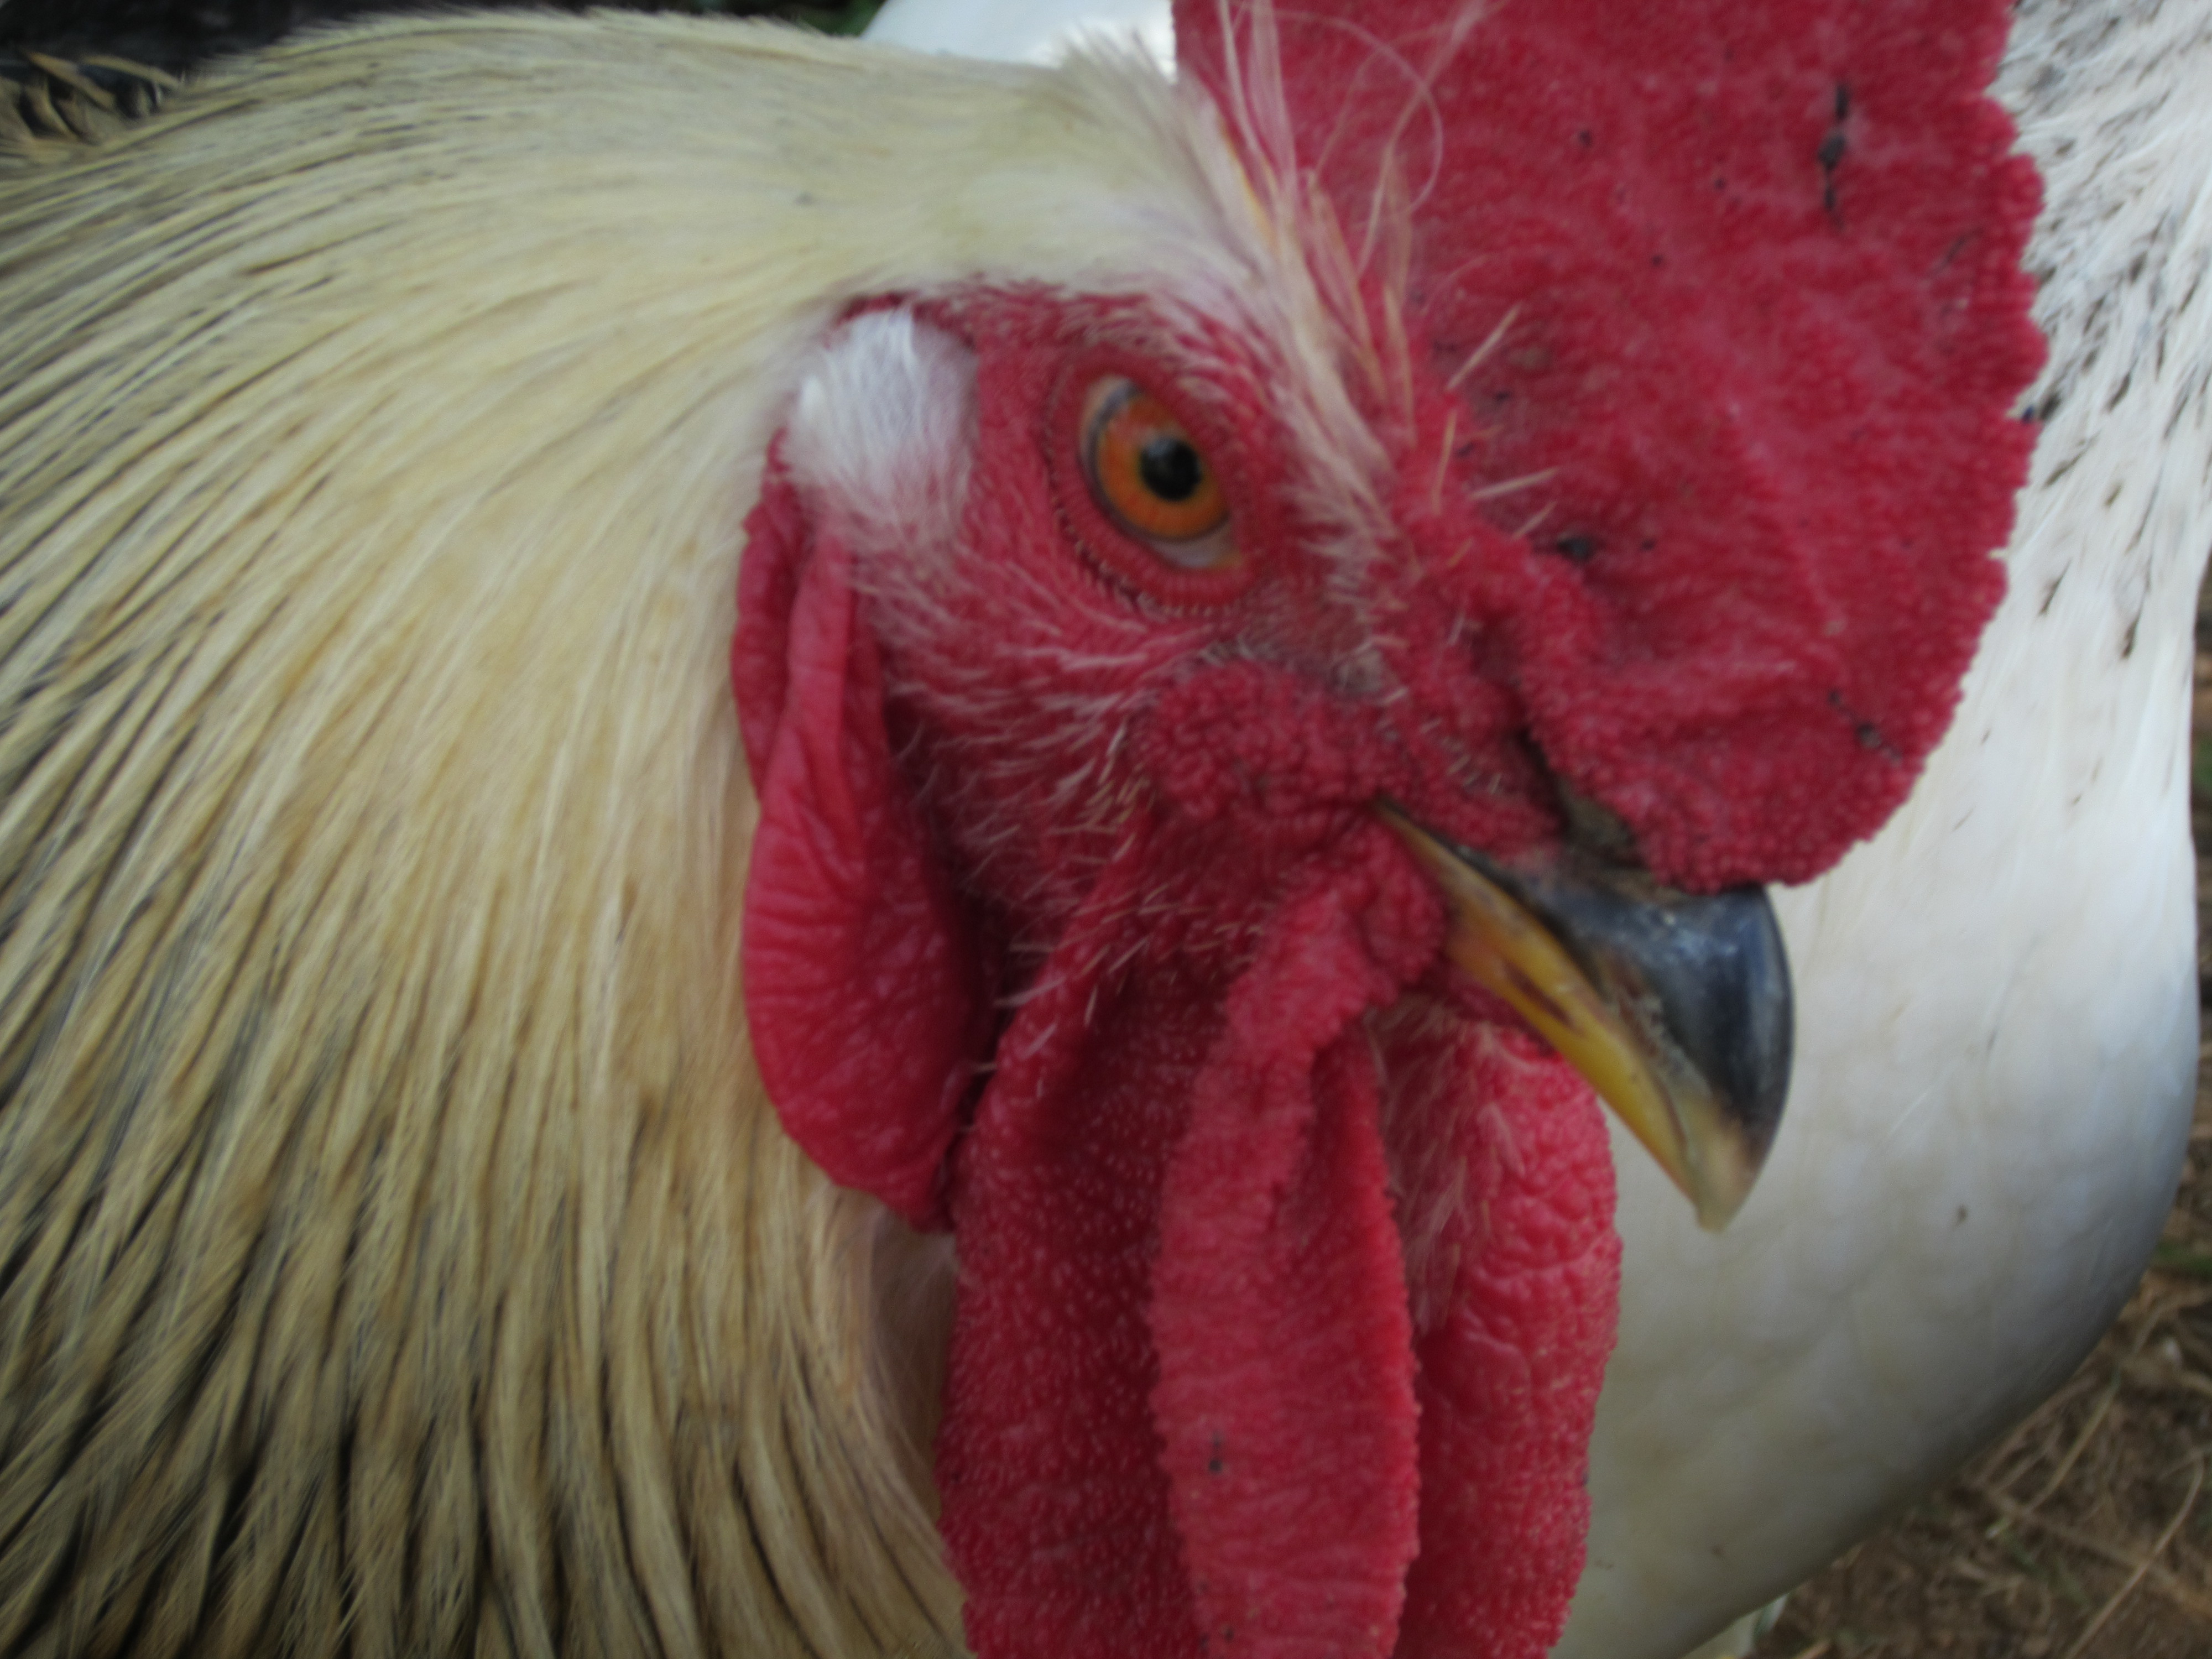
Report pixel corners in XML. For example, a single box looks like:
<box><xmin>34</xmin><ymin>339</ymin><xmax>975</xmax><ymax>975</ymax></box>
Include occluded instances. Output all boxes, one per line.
<box><xmin>1082</xmin><ymin>379</ymin><xmax>1234</xmax><ymax>567</ymax></box>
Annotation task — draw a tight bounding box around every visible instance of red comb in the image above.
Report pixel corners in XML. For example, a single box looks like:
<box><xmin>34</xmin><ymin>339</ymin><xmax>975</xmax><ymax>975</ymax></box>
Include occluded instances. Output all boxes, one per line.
<box><xmin>1175</xmin><ymin>0</ymin><xmax>2042</xmax><ymax>889</ymax></box>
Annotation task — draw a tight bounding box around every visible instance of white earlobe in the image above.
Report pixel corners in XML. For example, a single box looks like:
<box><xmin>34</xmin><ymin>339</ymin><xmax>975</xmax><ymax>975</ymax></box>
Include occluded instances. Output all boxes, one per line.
<box><xmin>782</xmin><ymin>307</ymin><xmax>978</xmax><ymax>565</ymax></box>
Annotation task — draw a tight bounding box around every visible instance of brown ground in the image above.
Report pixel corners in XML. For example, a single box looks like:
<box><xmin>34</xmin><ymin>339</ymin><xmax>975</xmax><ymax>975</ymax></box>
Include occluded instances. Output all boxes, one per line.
<box><xmin>1754</xmin><ymin>620</ymin><xmax>2212</xmax><ymax>1659</ymax></box>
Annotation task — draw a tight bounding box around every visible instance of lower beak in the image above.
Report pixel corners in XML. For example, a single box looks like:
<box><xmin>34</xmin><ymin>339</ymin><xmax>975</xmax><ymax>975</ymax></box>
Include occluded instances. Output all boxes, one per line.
<box><xmin>1380</xmin><ymin>806</ymin><xmax>1791</xmax><ymax>1231</ymax></box>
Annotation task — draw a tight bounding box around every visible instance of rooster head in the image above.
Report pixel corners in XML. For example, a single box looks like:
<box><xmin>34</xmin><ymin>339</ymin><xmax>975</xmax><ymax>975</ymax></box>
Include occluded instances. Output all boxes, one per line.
<box><xmin>732</xmin><ymin>1</ymin><xmax>2041</xmax><ymax>1655</ymax></box>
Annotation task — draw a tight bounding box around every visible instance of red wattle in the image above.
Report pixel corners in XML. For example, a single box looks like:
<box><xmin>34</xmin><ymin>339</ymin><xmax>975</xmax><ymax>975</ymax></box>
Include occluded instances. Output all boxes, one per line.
<box><xmin>734</xmin><ymin>465</ymin><xmax>989</xmax><ymax>1230</ymax></box>
<box><xmin>934</xmin><ymin>845</ymin><xmax>1206</xmax><ymax>1659</ymax></box>
<box><xmin>1148</xmin><ymin>855</ymin><xmax>1431</xmax><ymax>1658</ymax></box>
<box><xmin>1396</xmin><ymin>1022</ymin><xmax>1623</xmax><ymax>1659</ymax></box>
<box><xmin>934</xmin><ymin>823</ymin><xmax>1620</xmax><ymax>1659</ymax></box>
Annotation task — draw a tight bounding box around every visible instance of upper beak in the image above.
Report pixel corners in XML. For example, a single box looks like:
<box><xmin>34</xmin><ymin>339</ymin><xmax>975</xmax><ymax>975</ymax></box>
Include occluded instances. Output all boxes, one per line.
<box><xmin>1380</xmin><ymin>805</ymin><xmax>1791</xmax><ymax>1231</ymax></box>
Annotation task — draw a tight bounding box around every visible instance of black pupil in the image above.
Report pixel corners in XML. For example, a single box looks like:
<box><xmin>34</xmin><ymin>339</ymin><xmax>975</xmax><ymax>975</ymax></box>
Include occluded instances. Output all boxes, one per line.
<box><xmin>1138</xmin><ymin>437</ymin><xmax>1203</xmax><ymax>504</ymax></box>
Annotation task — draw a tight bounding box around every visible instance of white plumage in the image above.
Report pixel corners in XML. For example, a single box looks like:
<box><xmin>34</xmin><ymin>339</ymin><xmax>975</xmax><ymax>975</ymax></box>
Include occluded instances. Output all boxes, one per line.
<box><xmin>867</xmin><ymin>2</ymin><xmax>2212</xmax><ymax>1654</ymax></box>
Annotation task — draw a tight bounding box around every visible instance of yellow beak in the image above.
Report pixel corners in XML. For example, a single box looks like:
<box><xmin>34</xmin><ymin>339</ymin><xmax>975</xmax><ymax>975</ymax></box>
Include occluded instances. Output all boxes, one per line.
<box><xmin>1381</xmin><ymin>806</ymin><xmax>1790</xmax><ymax>1230</ymax></box>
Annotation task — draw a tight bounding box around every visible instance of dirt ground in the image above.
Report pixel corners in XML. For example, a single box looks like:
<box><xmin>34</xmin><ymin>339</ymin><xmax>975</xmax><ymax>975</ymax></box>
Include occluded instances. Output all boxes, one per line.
<box><xmin>1754</xmin><ymin>628</ymin><xmax>2212</xmax><ymax>1659</ymax></box>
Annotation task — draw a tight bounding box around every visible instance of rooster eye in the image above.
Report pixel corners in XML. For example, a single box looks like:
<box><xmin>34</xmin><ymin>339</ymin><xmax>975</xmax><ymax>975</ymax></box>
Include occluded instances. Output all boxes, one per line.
<box><xmin>1080</xmin><ymin>377</ymin><xmax>1237</xmax><ymax>572</ymax></box>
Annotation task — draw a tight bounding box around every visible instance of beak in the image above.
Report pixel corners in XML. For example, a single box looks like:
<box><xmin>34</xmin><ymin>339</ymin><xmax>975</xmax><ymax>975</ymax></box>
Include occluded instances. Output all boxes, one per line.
<box><xmin>1380</xmin><ymin>805</ymin><xmax>1791</xmax><ymax>1230</ymax></box>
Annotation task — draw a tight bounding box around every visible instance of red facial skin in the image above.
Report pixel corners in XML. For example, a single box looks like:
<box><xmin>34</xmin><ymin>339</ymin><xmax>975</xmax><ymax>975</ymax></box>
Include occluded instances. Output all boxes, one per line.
<box><xmin>738</xmin><ymin>291</ymin><xmax>1614</xmax><ymax>1656</ymax></box>
<box><xmin>735</xmin><ymin>1</ymin><xmax>2043</xmax><ymax>1653</ymax></box>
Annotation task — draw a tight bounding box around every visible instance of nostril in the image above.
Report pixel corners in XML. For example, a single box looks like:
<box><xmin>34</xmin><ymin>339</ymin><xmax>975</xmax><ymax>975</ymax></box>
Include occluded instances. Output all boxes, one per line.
<box><xmin>1556</xmin><ymin>782</ymin><xmax>1642</xmax><ymax>868</ymax></box>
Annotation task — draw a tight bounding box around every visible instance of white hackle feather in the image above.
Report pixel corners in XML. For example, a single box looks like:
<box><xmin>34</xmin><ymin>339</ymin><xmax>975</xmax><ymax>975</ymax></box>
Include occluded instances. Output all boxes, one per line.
<box><xmin>0</xmin><ymin>14</ymin><xmax>1310</xmax><ymax>1657</ymax></box>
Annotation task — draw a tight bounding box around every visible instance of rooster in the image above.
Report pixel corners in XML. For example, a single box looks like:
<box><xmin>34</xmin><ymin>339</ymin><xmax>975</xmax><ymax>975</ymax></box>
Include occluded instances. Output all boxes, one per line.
<box><xmin>0</xmin><ymin>4</ymin><xmax>2062</xmax><ymax>1658</ymax></box>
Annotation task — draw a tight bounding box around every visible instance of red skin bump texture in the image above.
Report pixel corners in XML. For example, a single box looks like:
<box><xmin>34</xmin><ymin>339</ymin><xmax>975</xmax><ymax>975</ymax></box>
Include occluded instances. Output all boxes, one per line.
<box><xmin>1179</xmin><ymin>0</ymin><xmax>2042</xmax><ymax>889</ymax></box>
<box><xmin>1146</xmin><ymin>849</ymin><xmax>1431</xmax><ymax>1658</ymax></box>
<box><xmin>936</xmin><ymin>823</ymin><xmax>1617</xmax><ymax>1659</ymax></box>
<box><xmin>1394</xmin><ymin>1022</ymin><xmax>1622</xmax><ymax>1659</ymax></box>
